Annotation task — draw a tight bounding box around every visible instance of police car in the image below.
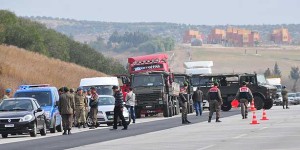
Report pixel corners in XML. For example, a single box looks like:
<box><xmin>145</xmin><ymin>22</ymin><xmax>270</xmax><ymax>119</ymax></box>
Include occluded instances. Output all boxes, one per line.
<box><xmin>14</xmin><ymin>84</ymin><xmax>63</xmax><ymax>133</ymax></box>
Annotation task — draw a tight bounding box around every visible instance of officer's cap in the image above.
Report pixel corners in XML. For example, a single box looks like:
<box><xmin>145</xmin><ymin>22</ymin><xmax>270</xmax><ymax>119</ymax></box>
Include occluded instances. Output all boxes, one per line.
<box><xmin>5</xmin><ymin>88</ymin><xmax>11</xmax><ymax>93</ymax></box>
<box><xmin>112</xmin><ymin>86</ymin><xmax>119</xmax><ymax>90</ymax></box>
<box><xmin>77</xmin><ymin>87</ymin><xmax>83</xmax><ymax>91</ymax></box>
<box><xmin>63</xmin><ymin>87</ymin><xmax>69</xmax><ymax>92</ymax></box>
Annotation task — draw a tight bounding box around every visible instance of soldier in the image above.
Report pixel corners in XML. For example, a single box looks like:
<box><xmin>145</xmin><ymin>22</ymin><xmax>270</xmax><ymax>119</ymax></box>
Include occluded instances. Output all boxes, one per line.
<box><xmin>111</xmin><ymin>86</ymin><xmax>128</xmax><ymax>130</ymax></box>
<box><xmin>235</xmin><ymin>81</ymin><xmax>253</xmax><ymax>119</ymax></box>
<box><xmin>58</xmin><ymin>87</ymin><xmax>75</xmax><ymax>135</ymax></box>
<box><xmin>58</xmin><ymin>87</ymin><xmax>64</xmax><ymax>96</ymax></box>
<box><xmin>179</xmin><ymin>83</ymin><xmax>191</xmax><ymax>124</ymax></box>
<box><xmin>74</xmin><ymin>87</ymin><xmax>88</xmax><ymax>128</ymax></box>
<box><xmin>89</xmin><ymin>87</ymin><xmax>99</xmax><ymax>129</ymax></box>
<box><xmin>281</xmin><ymin>86</ymin><xmax>289</xmax><ymax>109</ymax></box>
<box><xmin>207</xmin><ymin>82</ymin><xmax>223</xmax><ymax>123</ymax></box>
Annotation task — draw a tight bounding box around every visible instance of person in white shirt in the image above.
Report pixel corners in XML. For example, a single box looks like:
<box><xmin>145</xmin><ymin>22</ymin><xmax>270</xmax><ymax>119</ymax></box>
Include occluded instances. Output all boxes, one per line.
<box><xmin>125</xmin><ymin>88</ymin><xmax>136</xmax><ymax>123</ymax></box>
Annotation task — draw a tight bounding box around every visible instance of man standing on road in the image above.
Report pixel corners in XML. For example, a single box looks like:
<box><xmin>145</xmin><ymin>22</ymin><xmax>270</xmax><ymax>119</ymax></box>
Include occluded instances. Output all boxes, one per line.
<box><xmin>125</xmin><ymin>88</ymin><xmax>136</xmax><ymax>123</ymax></box>
<box><xmin>89</xmin><ymin>87</ymin><xmax>99</xmax><ymax>129</ymax></box>
<box><xmin>1</xmin><ymin>88</ymin><xmax>11</xmax><ymax>102</ymax></box>
<box><xmin>180</xmin><ymin>83</ymin><xmax>191</xmax><ymax>124</ymax></box>
<box><xmin>192</xmin><ymin>87</ymin><xmax>204</xmax><ymax>116</ymax></box>
<box><xmin>75</xmin><ymin>87</ymin><xmax>88</xmax><ymax>128</ymax></box>
<box><xmin>235</xmin><ymin>81</ymin><xmax>253</xmax><ymax>119</ymax></box>
<box><xmin>111</xmin><ymin>86</ymin><xmax>128</xmax><ymax>130</ymax></box>
<box><xmin>58</xmin><ymin>87</ymin><xmax>75</xmax><ymax>135</ymax></box>
<box><xmin>281</xmin><ymin>86</ymin><xmax>289</xmax><ymax>109</ymax></box>
<box><xmin>207</xmin><ymin>82</ymin><xmax>223</xmax><ymax>123</ymax></box>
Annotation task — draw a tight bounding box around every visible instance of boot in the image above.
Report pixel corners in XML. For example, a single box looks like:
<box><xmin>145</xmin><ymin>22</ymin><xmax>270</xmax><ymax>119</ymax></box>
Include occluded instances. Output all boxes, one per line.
<box><xmin>68</xmin><ymin>129</ymin><xmax>72</xmax><ymax>135</ymax></box>
<box><xmin>286</xmin><ymin>107</ymin><xmax>290</xmax><ymax>109</ymax></box>
<box><xmin>78</xmin><ymin>123</ymin><xmax>81</xmax><ymax>129</ymax></box>
<box><xmin>208</xmin><ymin>116</ymin><xmax>212</xmax><ymax>123</ymax></box>
<box><xmin>242</xmin><ymin>116</ymin><xmax>245</xmax><ymax>119</ymax></box>
<box><xmin>62</xmin><ymin>130</ymin><xmax>67</xmax><ymax>135</ymax></box>
<box><xmin>83</xmin><ymin>123</ymin><xmax>87</xmax><ymax>128</ymax></box>
<box><xmin>182</xmin><ymin>119</ymin><xmax>187</xmax><ymax>124</ymax></box>
<box><xmin>186</xmin><ymin>119</ymin><xmax>191</xmax><ymax>124</ymax></box>
<box><xmin>216</xmin><ymin>117</ymin><xmax>222</xmax><ymax>122</ymax></box>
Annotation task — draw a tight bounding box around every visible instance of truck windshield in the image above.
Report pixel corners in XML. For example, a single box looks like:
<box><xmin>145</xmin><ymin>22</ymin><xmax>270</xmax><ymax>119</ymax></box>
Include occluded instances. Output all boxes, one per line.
<box><xmin>257</xmin><ymin>75</ymin><xmax>267</xmax><ymax>85</ymax></box>
<box><xmin>132</xmin><ymin>75</ymin><xmax>163</xmax><ymax>87</ymax></box>
<box><xmin>174</xmin><ymin>77</ymin><xmax>185</xmax><ymax>87</ymax></box>
<box><xmin>191</xmin><ymin>76</ymin><xmax>211</xmax><ymax>87</ymax></box>
<box><xmin>15</xmin><ymin>92</ymin><xmax>52</xmax><ymax>107</ymax></box>
<box><xmin>83</xmin><ymin>85</ymin><xmax>113</xmax><ymax>96</ymax></box>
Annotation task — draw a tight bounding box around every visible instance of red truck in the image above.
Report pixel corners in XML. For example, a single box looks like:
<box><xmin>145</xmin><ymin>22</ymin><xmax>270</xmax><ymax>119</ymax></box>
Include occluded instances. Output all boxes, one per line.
<box><xmin>126</xmin><ymin>54</ymin><xmax>180</xmax><ymax>117</ymax></box>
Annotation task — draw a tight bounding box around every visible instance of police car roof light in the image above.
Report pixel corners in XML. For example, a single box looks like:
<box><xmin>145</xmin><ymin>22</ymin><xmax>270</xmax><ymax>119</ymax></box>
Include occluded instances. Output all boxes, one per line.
<box><xmin>19</xmin><ymin>84</ymin><xmax>50</xmax><ymax>90</ymax></box>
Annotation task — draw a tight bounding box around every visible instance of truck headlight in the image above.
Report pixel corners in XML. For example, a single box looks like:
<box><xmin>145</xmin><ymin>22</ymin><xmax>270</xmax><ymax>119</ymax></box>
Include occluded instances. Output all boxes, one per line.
<box><xmin>20</xmin><ymin>114</ymin><xmax>34</xmax><ymax>122</ymax></box>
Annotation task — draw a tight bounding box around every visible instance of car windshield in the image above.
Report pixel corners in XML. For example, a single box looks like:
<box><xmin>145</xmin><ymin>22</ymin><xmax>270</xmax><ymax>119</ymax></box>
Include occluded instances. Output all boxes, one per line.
<box><xmin>174</xmin><ymin>76</ymin><xmax>186</xmax><ymax>87</ymax></box>
<box><xmin>83</xmin><ymin>85</ymin><xmax>114</xmax><ymax>96</ymax></box>
<box><xmin>15</xmin><ymin>92</ymin><xmax>52</xmax><ymax>107</ymax></box>
<box><xmin>98</xmin><ymin>97</ymin><xmax>115</xmax><ymax>106</ymax></box>
<box><xmin>297</xmin><ymin>93</ymin><xmax>300</xmax><ymax>97</ymax></box>
<box><xmin>0</xmin><ymin>99</ymin><xmax>33</xmax><ymax>111</ymax></box>
<box><xmin>288</xmin><ymin>93</ymin><xmax>296</xmax><ymax>97</ymax></box>
<box><xmin>132</xmin><ymin>75</ymin><xmax>163</xmax><ymax>87</ymax></box>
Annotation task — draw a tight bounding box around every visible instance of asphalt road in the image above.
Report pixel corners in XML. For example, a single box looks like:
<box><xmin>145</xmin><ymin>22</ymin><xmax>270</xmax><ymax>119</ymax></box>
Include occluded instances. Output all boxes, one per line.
<box><xmin>0</xmin><ymin>110</ymin><xmax>240</xmax><ymax>150</ymax></box>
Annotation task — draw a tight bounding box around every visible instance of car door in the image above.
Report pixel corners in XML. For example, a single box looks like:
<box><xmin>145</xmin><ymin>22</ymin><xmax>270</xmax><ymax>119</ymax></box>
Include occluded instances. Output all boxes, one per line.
<box><xmin>33</xmin><ymin>100</ymin><xmax>43</xmax><ymax>129</ymax></box>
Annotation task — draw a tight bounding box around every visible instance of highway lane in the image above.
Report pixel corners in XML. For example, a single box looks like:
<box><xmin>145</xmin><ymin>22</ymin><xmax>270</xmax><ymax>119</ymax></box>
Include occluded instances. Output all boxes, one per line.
<box><xmin>0</xmin><ymin>110</ymin><xmax>240</xmax><ymax>150</ymax></box>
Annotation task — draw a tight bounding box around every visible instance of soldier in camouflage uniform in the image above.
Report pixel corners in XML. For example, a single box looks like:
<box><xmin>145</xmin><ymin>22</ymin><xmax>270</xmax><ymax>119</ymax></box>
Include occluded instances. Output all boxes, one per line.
<box><xmin>207</xmin><ymin>82</ymin><xmax>223</xmax><ymax>123</ymax></box>
<box><xmin>74</xmin><ymin>87</ymin><xmax>88</xmax><ymax>128</ymax></box>
<box><xmin>281</xmin><ymin>86</ymin><xmax>289</xmax><ymax>109</ymax></box>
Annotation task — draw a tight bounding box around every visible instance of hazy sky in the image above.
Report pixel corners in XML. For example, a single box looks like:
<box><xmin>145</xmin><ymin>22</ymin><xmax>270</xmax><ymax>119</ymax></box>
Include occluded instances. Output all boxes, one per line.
<box><xmin>0</xmin><ymin>0</ymin><xmax>299</xmax><ymax>25</ymax></box>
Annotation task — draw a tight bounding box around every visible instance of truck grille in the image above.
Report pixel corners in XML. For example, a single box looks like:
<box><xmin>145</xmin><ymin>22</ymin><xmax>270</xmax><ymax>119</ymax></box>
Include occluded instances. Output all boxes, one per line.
<box><xmin>136</xmin><ymin>92</ymin><xmax>161</xmax><ymax>101</ymax></box>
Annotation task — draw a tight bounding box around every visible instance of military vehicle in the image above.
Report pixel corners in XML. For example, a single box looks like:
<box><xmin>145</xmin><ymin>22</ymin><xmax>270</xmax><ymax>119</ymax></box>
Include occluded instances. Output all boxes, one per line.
<box><xmin>191</xmin><ymin>73</ymin><xmax>277</xmax><ymax>111</ymax></box>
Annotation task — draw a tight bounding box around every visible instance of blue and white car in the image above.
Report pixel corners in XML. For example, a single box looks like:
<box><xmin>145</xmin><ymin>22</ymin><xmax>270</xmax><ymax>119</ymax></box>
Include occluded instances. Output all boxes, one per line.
<box><xmin>14</xmin><ymin>84</ymin><xmax>62</xmax><ymax>133</ymax></box>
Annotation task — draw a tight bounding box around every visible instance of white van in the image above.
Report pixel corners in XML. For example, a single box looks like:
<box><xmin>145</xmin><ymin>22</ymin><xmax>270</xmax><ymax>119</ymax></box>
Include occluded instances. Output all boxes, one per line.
<box><xmin>79</xmin><ymin>77</ymin><xmax>119</xmax><ymax>95</ymax></box>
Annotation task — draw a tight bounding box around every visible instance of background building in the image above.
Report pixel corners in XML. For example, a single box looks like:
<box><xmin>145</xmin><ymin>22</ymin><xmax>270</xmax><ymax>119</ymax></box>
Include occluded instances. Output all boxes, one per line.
<box><xmin>271</xmin><ymin>28</ymin><xmax>292</xmax><ymax>44</ymax></box>
<box><xmin>183</xmin><ymin>30</ymin><xmax>202</xmax><ymax>43</ymax></box>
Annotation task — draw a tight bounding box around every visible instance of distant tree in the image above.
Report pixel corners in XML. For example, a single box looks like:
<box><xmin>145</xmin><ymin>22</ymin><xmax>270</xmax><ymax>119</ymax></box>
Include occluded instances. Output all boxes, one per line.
<box><xmin>273</xmin><ymin>62</ymin><xmax>281</xmax><ymax>77</ymax></box>
<box><xmin>289</xmin><ymin>66</ymin><xmax>300</xmax><ymax>92</ymax></box>
<box><xmin>264</xmin><ymin>68</ymin><xmax>271</xmax><ymax>77</ymax></box>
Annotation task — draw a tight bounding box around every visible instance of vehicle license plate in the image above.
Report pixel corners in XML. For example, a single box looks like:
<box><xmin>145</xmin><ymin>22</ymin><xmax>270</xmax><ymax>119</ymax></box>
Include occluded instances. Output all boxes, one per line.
<box><xmin>5</xmin><ymin>124</ymin><xmax>14</xmax><ymax>127</ymax></box>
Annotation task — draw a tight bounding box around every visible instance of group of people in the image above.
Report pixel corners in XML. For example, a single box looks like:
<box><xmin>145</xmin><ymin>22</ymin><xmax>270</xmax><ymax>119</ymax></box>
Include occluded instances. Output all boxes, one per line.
<box><xmin>179</xmin><ymin>81</ymin><xmax>258</xmax><ymax>124</ymax></box>
<box><xmin>57</xmin><ymin>85</ymin><xmax>136</xmax><ymax>135</ymax></box>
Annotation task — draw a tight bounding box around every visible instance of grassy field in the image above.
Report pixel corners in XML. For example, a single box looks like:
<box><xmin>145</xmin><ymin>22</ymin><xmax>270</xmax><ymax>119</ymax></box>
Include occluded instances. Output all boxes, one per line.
<box><xmin>172</xmin><ymin>45</ymin><xmax>300</xmax><ymax>91</ymax></box>
<box><xmin>0</xmin><ymin>45</ymin><xmax>106</xmax><ymax>96</ymax></box>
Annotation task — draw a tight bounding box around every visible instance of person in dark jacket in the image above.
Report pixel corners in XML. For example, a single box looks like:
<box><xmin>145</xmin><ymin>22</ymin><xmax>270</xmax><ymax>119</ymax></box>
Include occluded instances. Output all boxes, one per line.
<box><xmin>207</xmin><ymin>82</ymin><xmax>223</xmax><ymax>123</ymax></box>
<box><xmin>89</xmin><ymin>87</ymin><xmax>99</xmax><ymax>129</ymax></box>
<box><xmin>111</xmin><ymin>86</ymin><xmax>128</xmax><ymax>130</ymax></box>
<box><xmin>235</xmin><ymin>81</ymin><xmax>253</xmax><ymax>119</ymax></box>
<box><xmin>192</xmin><ymin>87</ymin><xmax>203</xmax><ymax>116</ymax></box>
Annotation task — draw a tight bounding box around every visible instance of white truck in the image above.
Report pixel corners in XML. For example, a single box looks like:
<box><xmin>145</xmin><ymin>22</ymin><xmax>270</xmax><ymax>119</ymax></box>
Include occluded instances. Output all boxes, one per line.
<box><xmin>266</xmin><ymin>78</ymin><xmax>282</xmax><ymax>105</ymax></box>
<box><xmin>184</xmin><ymin>61</ymin><xmax>214</xmax><ymax>110</ymax></box>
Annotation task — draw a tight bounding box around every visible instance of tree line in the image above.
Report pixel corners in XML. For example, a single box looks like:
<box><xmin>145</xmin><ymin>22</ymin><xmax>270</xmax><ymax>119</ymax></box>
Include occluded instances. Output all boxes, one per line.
<box><xmin>0</xmin><ymin>10</ymin><xmax>126</xmax><ymax>75</ymax></box>
<box><xmin>89</xmin><ymin>31</ymin><xmax>175</xmax><ymax>54</ymax></box>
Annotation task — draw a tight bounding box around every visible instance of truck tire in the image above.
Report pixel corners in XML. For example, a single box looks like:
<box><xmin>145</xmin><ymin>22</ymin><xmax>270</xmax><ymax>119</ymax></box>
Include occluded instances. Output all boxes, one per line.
<box><xmin>221</xmin><ymin>101</ymin><xmax>232</xmax><ymax>111</ymax></box>
<box><xmin>163</xmin><ymin>102</ymin><xmax>170</xmax><ymax>117</ymax></box>
<box><xmin>263</xmin><ymin>100</ymin><xmax>273</xmax><ymax>110</ymax></box>
<box><xmin>254</xmin><ymin>96</ymin><xmax>264</xmax><ymax>110</ymax></box>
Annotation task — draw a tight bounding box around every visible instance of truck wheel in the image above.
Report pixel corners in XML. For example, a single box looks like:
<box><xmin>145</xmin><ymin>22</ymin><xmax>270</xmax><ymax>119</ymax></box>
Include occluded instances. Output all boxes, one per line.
<box><xmin>163</xmin><ymin>102</ymin><xmax>170</xmax><ymax>117</ymax></box>
<box><xmin>221</xmin><ymin>101</ymin><xmax>232</xmax><ymax>111</ymax></box>
<box><xmin>263</xmin><ymin>100</ymin><xmax>273</xmax><ymax>110</ymax></box>
<box><xmin>254</xmin><ymin>96</ymin><xmax>264</xmax><ymax>110</ymax></box>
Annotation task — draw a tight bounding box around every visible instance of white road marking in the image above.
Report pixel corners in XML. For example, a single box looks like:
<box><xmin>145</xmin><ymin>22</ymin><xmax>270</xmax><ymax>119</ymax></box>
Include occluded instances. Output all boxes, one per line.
<box><xmin>196</xmin><ymin>145</ymin><xmax>215</xmax><ymax>150</ymax></box>
<box><xmin>258</xmin><ymin>127</ymin><xmax>268</xmax><ymax>131</ymax></box>
<box><xmin>232</xmin><ymin>134</ymin><xmax>248</xmax><ymax>139</ymax></box>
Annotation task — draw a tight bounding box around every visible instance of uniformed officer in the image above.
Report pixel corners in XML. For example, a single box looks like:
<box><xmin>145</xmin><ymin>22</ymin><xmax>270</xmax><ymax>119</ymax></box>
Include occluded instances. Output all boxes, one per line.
<box><xmin>207</xmin><ymin>82</ymin><xmax>223</xmax><ymax>123</ymax></box>
<box><xmin>111</xmin><ymin>86</ymin><xmax>128</xmax><ymax>130</ymax></box>
<box><xmin>235</xmin><ymin>81</ymin><xmax>253</xmax><ymax>119</ymax></box>
<box><xmin>179</xmin><ymin>83</ymin><xmax>191</xmax><ymax>124</ymax></box>
<box><xmin>1</xmin><ymin>88</ymin><xmax>11</xmax><ymax>103</ymax></box>
<box><xmin>74</xmin><ymin>87</ymin><xmax>88</xmax><ymax>128</ymax></box>
<box><xmin>58</xmin><ymin>87</ymin><xmax>75</xmax><ymax>135</ymax></box>
<box><xmin>89</xmin><ymin>87</ymin><xmax>99</xmax><ymax>129</ymax></box>
<box><xmin>281</xmin><ymin>86</ymin><xmax>289</xmax><ymax>109</ymax></box>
